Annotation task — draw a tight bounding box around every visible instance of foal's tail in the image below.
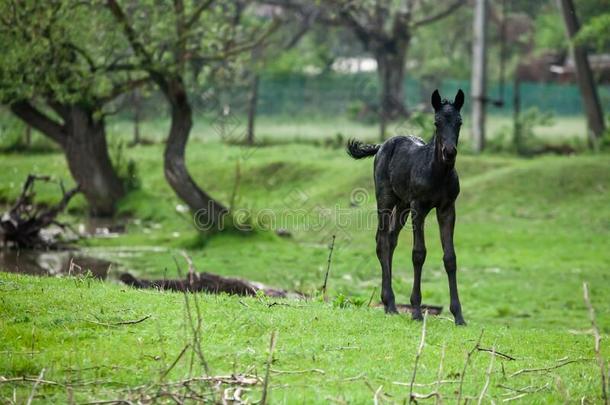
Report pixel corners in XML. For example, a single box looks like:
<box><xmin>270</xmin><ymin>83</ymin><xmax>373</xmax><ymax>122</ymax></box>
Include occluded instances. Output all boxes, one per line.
<box><xmin>346</xmin><ymin>139</ymin><xmax>380</xmax><ymax>159</ymax></box>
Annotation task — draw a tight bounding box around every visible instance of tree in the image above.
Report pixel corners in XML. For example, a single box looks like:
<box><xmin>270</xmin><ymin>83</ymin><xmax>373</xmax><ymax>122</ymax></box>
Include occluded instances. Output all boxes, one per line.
<box><xmin>245</xmin><ymin>10</ymin><xmax>316</xmax><ymax>145</ymax></box>
<box><xmin>263</xmin><ymin>0</ymin><xmax>466</xmax><ymax>139</ymax></box>
<box><xmin>557</xmin><ymin>0</ymin><xmax>606</xmax><ymax>146</ymax></box>
<box><xmin>105</xmin><ymin>0</ymin><xmax>279</xmax><ymax>230</ymax></box>
<box><xmin>471</xmin><ymin>0</ymin><xmax>488</xmax><ymax>153</ymax></box>
<box><xmin>0</xmin><ymin>1</ymin><xmax>147</xmax><ymax>216</ymax></box>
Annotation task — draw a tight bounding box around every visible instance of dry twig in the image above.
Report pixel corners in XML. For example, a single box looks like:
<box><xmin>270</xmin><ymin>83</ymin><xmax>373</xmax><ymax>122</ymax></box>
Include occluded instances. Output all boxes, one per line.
<box><xmin>457</xmin><ymin>329</ymin><xmax>484</xmax><ymax>404</ymax></box>
<box><xmin>271</xmin><ymin>368</ymin><xmax>325</xmax><ymax>375</ymax></box>
<box><xmin>86</xmin><ymin>315</ymin><xmax>151</xmax><ymax>327</ymax></box>
<box><xmin>434</xmin><ymin>344</ymin><xmax>446</xmax><ymax>405</ymax></box>
<box><xmin>477</xmin><ymin>346</ymin><xmax>495</xmax><ymax>405</ymax></box>
<box><xmin>477</xmin><ymin>347</ymin><xmax>515</xmax><ymax>361</ymax></box>
<box><xmin>26</xmin><ymin>368</ymin><xmax>45</xmax><ymax>405</ymax></box>
<box><xmin>261</xmin><ymin>331</ymin><xmax>277</xmax><ymax>405</ymax></box>
<box><xmin>509</xmin><ymin>358</ymin><xmax>589</xmax><ymax>378</ymax></box>
<box><xmin>583</xmin><ymin>282</ymin><xmax>608</xmax><ymax>405</ymax></box>
<box><xmin>409</xmin><ymin>311</ymin><xmax>428</xmax><ymax>402</ymax></box>
<box><xmin>321</xmin><ymin>235</ymin><xmax>336</xmax><ymax>301</ymax></box>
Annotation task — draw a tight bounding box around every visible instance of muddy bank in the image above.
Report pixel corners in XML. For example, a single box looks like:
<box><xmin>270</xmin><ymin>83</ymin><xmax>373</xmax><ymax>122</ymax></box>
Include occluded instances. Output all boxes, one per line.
<box><xmin>0</xmin><ymin>249</ymin><xmax>112</xmax><ymax>279</ymax></box>
<box><xmin>119</xmin><ymin>271</ymin><xmax>299</xmax><ymax>298</ymax></box>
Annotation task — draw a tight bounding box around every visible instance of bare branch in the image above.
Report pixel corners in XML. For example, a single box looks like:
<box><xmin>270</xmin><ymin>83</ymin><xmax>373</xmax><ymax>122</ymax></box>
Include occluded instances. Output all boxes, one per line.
<box><xmin>106</xmin><ymin>0</ymin><xmax>154</xmax><ymax>66</ymax></box>
<box><xmin>185</xmin><ymin>0</ymin><xmax>215</xmax><ymax>29</ymax></box>
<box><xmin>206</xmin><ymin>18</ymin><xmax>282</xmax><ymax>60</ymax></box>
<box><xmin>411</xmin><ymin>0</ymin><xmax>465</xmax><ymax>28</ymax></box>
<box><xmin>98</xmin><ymin>77</ymin><xmax>150</xmax><ymax>104</ymax></box>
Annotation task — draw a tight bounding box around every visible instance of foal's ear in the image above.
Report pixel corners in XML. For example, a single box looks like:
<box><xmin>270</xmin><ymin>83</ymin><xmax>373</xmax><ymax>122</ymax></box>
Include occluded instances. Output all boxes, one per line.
<box><xmin>431</xmin><ymin>89</ymin><xmax>442</xmax><ymax>111</ymax></box>
<box><xmin>454</xmin><ymin>89</ymin><xmax>464</xmax><ymax>111</ymax></box>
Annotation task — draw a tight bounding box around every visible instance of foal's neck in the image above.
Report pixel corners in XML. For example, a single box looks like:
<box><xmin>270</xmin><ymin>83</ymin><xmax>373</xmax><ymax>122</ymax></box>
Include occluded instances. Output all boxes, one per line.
<box><xmin>429</xmin><ymin>134</ymin><xmax>454</xmax><ymax>174</ymax></box>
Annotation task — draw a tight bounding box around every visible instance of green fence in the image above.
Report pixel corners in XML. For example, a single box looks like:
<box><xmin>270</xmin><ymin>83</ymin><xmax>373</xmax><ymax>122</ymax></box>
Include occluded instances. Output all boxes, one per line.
<box><xmin>250</xmin><ymin>73</ymin><xmax>610</xmax><ymax>117</ymax></box>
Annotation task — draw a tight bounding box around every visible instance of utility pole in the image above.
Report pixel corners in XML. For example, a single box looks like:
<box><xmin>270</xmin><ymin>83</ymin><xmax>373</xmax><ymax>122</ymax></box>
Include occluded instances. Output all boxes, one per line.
<box><xmin>471</xmin><ymin>0</ymin><xmax>487</xmax><ymax>153</ymax></box>
<box><xmin>557</xmin><ymin>0</ymin><xmax>605</xmax><ymax>148</ymax></box>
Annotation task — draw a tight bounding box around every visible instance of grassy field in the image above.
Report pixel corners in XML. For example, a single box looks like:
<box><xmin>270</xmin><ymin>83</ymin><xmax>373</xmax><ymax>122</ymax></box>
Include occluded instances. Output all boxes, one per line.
<box><xmin>1</xmin><ymin>119</ymin><xmax>609</xmax><ymax>403</ymax></box>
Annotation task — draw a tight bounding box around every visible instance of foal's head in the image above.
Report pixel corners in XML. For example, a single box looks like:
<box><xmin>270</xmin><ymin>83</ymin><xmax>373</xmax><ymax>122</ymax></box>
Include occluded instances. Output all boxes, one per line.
<box><xmin>431</xmin><ymin>89</ymin><xmax>464</xmax><ymax>165</ymax></box>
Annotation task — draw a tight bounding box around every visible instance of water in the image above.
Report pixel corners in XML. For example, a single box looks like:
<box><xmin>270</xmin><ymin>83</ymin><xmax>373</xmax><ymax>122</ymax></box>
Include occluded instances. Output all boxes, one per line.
<box><xmin>0</xmin><ymin>246</ymin><xmax>170</xmax><ymax>280</ymax></box>
<box><xmin>0</xmin><ymin>249</ymin><xmax>113</xmax><ymax>279</ymax></box>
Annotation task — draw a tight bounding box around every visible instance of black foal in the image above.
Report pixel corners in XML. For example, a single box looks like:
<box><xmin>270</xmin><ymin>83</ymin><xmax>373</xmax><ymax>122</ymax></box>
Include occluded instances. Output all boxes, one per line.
<box><xmin>347</xmin><ymin>89</ymin><xmax>466</xmax><ymax>325</ymax></box>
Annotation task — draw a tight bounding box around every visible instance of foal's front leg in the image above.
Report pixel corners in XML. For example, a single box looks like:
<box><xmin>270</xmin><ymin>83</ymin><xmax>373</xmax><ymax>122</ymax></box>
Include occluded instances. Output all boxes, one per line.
<box><xmin>437</xmin><ymin>203</ymin><xmax>466</xmax><ymax>325</ymax></box>
<box><xmin>410</xmin><ymin>202</ymin><xmax>431</xmax><ymax>321</ymax></box>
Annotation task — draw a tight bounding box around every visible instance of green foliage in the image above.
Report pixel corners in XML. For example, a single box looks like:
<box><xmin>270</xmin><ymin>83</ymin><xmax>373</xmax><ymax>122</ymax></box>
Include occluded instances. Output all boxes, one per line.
<box><xmin>109</xmin><ymin>139</ymin><xmax>141</xmax><ymax>192</ymax></box>
<box><xmin>489</xmin><ymin>108</ymin><xmax>556</xmax><ymax>154</ymax></box>
<box><xmin>332</xmin><ymin>293</ymin><xmax>367</xmax><ymax>308</ymax></box>
<box><xmin>0</xmin><ymin>1</ymin><xmax>133</xmax><ymax>105</ymax></box>
<box><xmin>534</xmin><ymin>11</ymin><xmax>568</xmax><ymax>52</ymax></box>
<box><xmin>514</xmin><ymin>107</ymin><xmax>555</xmax><ymax>153</ymax></box>
<box><xmin>575</xmin><ymin>13</ymin><xmax>610</xmax><ymax>52</ymax></box>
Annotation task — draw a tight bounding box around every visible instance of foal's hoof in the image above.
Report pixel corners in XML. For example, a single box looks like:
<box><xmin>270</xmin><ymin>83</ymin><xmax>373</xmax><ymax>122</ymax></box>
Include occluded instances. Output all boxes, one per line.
<box><xmin>411</xmin><ymin>311</ymin><xmax>423</xmax><ymax>321</ymax></box>
<box><xmin>455</xmin><ymin>317</ymin><xmax>467</xmax><ymax>326</ymax></box>
<box><xmin>384</xmin><ymin>305</ymin><xmax>399</xmax><ymax>314</ymax></box>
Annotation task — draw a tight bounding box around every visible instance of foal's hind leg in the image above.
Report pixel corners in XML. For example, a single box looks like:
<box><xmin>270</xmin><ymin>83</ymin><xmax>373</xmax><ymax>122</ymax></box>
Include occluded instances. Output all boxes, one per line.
<box><xmin>375</xmin><ymin>194</ymin><xmax>402</xmax><ymax>313</ymax></box>
<box><xmin>410</xmin><ymin>201</ymin><xmax>431</xmax><ymax>321</ymax></box>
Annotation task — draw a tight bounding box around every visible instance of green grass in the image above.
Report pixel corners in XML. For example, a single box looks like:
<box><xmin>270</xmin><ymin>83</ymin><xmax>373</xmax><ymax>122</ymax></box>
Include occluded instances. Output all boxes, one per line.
<box><xmin>1</xmin><ymin>274</ymin><xmax>607</xmax><ymax>403</ymax></box>
<box><xmin>1</xmin><ymin>119</ymin><xmax>609</xmax><ymax>402</ymax></box>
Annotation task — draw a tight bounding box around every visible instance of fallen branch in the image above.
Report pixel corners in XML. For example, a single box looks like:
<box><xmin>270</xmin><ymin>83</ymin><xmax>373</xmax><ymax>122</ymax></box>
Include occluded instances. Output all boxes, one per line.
<box><xmin>271</xmin><ymin>368</ymin><xmax>325</xmax><ymax>375</ymax></box>
<box><xmin>86</xmin><ymin>315</ymin><xmax>151</xmax><ymax>327</ymax></box>
<box><xmin>477</xmin><ymin>347</ymin><xmax>516</xmax><ymax>361</ymax></box>
<box><xmin>120</xmin><ymin>271</ymin><xmax>293</xmax><ymax>298</ymax></box>
<box><xmin>0</xmin><ymin>175</ymin><xmax>80</xmax><ymax>249</ymax></box>
<box><xmin>393</xmin><ymin>380</ymin><xmax>459</xmax><ymax>388</ymax></box>
<box><xmin>583</xmin><ymin>282</ymin><xmax>608</xmax><ymax>405</ymax></box>
<box><xmin>498</xmin><ymin>383</ymin><xmax>550</xmax><ymax>395</ymax></box>
<box><xmin>509</xmin><ymin>358</ymin><xmax>590</xmax><ymax>378</ymax></box>
<box><xmin>0</xmin><ymin>375</ymin><xmax>62</xmax><ymax>386</ymax></box>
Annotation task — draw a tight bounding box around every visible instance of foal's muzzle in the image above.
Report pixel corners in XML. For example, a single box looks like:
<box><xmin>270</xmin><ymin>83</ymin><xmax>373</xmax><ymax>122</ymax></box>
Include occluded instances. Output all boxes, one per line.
<box><xmin>442</xmin><ymin>146</ymin><xmax>457</xmax><ymax>163</ymax></box>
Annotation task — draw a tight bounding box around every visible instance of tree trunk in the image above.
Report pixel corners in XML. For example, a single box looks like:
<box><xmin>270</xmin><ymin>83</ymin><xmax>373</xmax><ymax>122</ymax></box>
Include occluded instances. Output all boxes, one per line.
<box><xmin>132</xmin><ymin>89</ymin><xmax>142</xmax><ymax>145</ymax></box>
<box><xmin>246</xmin><ymin>73</ymin><xmax>259</xmax><ymax>146</ymax></box>
<box><xmin>557</xmin><ymin>0</ymin><xmax>605</xmax><ymax>147</ymax></box>
<box><xmin>64</xmin><ymin>106</ymin><xmax>125</xmax><ymax>217</ymax></box>
<box><xmin>374</xmin><ymin>41</ymin><xmax>409</xmax><ymax>141</ymax></box>
<box><xmin>162</xmin><ymin>79</ymin><xmax>229</xmax><ymax>231</ymax></box>
<box><xmin>471</xmin><ymin>0</ymin><xmax>488</xmax><ymax>153</ymax></box>
<box><xmin>10</xmin><ymin>102</ymin><xmax>124</xmax><ymax>217</ymax></box>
